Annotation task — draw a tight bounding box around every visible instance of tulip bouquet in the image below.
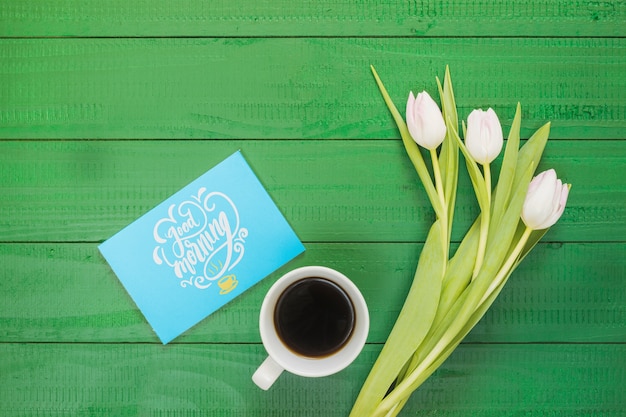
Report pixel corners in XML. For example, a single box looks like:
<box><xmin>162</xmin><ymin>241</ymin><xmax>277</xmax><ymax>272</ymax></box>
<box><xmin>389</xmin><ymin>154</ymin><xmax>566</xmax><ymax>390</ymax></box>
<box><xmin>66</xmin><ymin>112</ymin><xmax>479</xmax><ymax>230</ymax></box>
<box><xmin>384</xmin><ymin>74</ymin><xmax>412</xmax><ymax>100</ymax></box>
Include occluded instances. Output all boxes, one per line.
<box><xmin>348</xmin><ymin>66</ymin><xmax>570</xmax><ymax>417</ymax></box>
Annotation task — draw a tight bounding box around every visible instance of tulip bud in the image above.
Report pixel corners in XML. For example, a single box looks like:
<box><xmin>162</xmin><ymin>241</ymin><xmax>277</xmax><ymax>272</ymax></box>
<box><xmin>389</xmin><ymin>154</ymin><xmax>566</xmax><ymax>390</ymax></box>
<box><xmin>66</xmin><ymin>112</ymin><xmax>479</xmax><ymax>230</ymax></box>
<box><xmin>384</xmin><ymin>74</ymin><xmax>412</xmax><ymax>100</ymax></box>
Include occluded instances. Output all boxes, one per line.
<box><xmin>465</xmin><ymin>108</ymin><xmax>503</xmax><ymax>164</ymax></box>
<box><xmin>521</xmin><ymin>169</ymin><xmax>570</xmax><ymax>230</ymax></box>
<box><xmin>406</xmin><ymin>91</ymin><xmax>447</xmax><ymax>150</ymax></box>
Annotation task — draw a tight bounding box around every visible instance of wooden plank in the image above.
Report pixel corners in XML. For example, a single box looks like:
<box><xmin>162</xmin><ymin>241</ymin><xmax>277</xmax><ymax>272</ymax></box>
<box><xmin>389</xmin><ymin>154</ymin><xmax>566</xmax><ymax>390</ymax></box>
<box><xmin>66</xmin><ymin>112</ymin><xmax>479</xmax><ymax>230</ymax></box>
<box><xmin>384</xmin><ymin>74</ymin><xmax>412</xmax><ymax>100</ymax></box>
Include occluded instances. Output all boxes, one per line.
<box><xmin>0</xmin><ymin>3</ymin><xmax>621</xmax><ymax>417</ymax></box>
<box><xmin>1</xmin><ymin>242</ymin><xmax>623</xmax><ymax>343</ymax></box>
<box><xmin>1</xmin><ymin>38</ymin><xmax>624</xmax><ymax>140</ymax></box>
<box><xmin>0</xmin><ymin>140</ymin><xmax>623</xmax><ymax>243</ymax></box>
<box><xmin>0</xmin><ymin>343</ymin><xmax>623</xmax><ymax>416</ymax></box>
<box><xmin>1</xmin><ymin>0</ymin><xmax>624</xmax><ymax>37</ymax></box>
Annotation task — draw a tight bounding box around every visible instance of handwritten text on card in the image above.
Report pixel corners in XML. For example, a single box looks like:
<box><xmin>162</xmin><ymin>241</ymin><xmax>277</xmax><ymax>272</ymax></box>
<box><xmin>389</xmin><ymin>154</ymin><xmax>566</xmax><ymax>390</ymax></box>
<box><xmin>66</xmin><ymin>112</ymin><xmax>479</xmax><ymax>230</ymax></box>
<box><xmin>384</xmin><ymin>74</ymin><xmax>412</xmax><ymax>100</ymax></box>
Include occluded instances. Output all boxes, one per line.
<box><xmin>152</xmin><ymin>187</ymin><xmax>248</xmax><ymax>290</ymax></box>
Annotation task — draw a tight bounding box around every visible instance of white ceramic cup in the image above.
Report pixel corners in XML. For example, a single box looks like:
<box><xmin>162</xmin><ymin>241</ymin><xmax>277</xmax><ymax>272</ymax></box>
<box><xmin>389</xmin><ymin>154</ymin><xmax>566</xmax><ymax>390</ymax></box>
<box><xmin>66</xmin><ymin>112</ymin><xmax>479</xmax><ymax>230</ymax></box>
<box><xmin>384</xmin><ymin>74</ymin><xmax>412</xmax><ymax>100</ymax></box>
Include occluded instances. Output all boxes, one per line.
<box><xmin>252</xmin><ymin>266</ymin><xmax>369</xmax><ymax>390</ymax></box>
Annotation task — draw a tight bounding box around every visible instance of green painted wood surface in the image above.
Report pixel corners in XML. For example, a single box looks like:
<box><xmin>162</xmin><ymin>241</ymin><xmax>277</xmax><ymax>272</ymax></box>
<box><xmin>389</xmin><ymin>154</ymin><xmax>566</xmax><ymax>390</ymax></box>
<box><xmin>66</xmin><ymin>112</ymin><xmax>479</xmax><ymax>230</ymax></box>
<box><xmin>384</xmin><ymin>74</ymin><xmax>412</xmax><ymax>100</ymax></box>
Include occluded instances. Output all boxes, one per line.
<box><xmin>1</xmin><ymin>344</ymin><xmax>624</xmax><ymax>416</ymax></box>
<box><xmin>1</xmin><ymin>38</ymin><xmax>625</xmax><ymax>140</ymax></box>
<box><xmin>0</xmin><ymin>0</ymin><xmax>624</xmax><ymax>37</ymax></box>
<box><xmin>1</xmin><ymin>140</ymin><xmax>624</xmax><ymax>243</ymax></box>
<box><xmin>1</xmin><ymin>242</ymin><xmax>624</xmax><ymax>344</ymax></box>
<box><xmin>1</xmin><ymin>0</ymin><xmax>625</xmax><ymax>416</ymax></box>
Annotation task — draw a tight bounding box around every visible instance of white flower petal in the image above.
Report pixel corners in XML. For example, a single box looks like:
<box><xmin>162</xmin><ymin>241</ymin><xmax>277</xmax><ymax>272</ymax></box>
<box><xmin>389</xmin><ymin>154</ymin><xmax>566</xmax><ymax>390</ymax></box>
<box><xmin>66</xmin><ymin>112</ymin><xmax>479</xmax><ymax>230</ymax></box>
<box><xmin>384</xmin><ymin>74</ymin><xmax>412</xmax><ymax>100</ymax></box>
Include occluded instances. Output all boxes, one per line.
<box><xmin>405</xmin><ymin>91</ymin><xmax>446</xmax><ymax>150</ymax></box>
<box><xmin>522</xmin><ymin>169</ymin><xmax>570</xmax><ymax>230</ymax></box>
<box><xmin>464</xmin><ymin>108</ymin><xmax>503</xmax><ymax>164</ymax></box>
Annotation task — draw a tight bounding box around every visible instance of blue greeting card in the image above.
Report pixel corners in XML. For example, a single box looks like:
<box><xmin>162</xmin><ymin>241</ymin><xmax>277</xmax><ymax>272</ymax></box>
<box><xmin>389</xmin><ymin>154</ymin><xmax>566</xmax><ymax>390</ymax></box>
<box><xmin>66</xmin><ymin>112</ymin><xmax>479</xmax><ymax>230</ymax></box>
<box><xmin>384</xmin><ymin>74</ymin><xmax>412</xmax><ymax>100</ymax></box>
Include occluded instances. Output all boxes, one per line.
<box><xmin>99</xmin><ymin>151</ymin><xmax>305</xmax><ymax>344</ymax></box>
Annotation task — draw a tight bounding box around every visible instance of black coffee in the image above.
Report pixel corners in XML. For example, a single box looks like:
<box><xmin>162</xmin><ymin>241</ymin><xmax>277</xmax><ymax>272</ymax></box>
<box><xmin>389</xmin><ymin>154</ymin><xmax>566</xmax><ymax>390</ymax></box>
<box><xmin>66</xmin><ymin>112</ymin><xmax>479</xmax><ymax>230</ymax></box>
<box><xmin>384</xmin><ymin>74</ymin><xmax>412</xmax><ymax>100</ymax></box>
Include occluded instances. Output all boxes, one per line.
<box><xmin>274</xmin><ymin>277</ymin><xmax>355</xmax><ymax>358</ymax></box>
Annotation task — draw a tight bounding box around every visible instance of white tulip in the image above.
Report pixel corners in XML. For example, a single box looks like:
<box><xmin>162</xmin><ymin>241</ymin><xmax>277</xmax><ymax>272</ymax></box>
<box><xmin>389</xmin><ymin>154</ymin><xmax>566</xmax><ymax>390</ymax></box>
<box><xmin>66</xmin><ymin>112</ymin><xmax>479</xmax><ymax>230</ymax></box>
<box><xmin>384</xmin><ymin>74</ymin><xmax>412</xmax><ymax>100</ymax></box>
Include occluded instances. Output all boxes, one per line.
<box><xmin>521</xmin><ymin>169</ymin><xmax>570</xmax><ymax>230</ymax></box>
<box><xmin>406</xmin><ymin>91</ymin><xmax>447</xmax><ymax>150</ymax></box>
<box><xmin>465</xmin><ymin>108</ymin><xmax>503</xmax><ymax>164</ymax></box>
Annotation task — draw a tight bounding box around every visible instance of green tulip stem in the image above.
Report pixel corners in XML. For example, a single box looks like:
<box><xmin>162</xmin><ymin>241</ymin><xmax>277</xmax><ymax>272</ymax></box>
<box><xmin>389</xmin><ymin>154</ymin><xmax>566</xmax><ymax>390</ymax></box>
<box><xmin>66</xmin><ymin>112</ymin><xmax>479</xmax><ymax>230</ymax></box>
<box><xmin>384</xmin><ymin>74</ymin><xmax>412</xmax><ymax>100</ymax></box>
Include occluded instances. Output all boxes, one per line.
<box><xmin>373</xmin><ymin>226</ymin><xmax>532</xmax><ymax>417</ymax></box>
<box><xmin>472</xmin><ymin>162</ymin><xmax>492</xmax><ymax>279</ymax></box>
<box><xmin>359</xmin><ymin>67</ymin><xmax>559</xmax><ymax>417</ymax></box>
<box><xmin>373</xmin><ymin>332</ymin><xmax>451</xmax><ymax>416</ymax></box>
<box><xmin>383</xmin><ymin>402</ymin><xmax>402</xmax><ymax>417</ymax></box>
<box><xmin>370</xmin><ymin>65</ymin><xmax>444</xmax><ymax>219</ymax></box>
<box><xmin>430</xmin><ymin>148</ymin><xmax>449</xmax><ymax>261</ymax></box>
<box><xmin>479</xmin><ymin>225</ymin><xmax>532</xmax><ymax>306</ymax></box>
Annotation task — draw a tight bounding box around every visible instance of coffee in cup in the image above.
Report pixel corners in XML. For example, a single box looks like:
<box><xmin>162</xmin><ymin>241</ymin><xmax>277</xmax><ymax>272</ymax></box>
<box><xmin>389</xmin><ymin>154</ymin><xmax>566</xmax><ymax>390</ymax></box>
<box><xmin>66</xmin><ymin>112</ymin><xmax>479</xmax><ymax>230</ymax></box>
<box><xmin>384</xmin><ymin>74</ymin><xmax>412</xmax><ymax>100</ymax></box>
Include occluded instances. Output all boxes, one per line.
<box><xmin>252</xmin><ymin>266</ymin><xmax>369</xmax><ymax>390</ymax></box>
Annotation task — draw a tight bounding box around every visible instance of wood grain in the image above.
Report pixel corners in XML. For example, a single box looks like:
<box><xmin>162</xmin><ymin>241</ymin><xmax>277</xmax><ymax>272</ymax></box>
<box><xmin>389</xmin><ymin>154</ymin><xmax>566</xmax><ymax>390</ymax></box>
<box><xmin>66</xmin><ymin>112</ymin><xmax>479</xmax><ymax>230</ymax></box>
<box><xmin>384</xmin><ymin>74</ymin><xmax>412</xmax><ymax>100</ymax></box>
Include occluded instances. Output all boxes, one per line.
<box><xmin>1</xmin><ymin>0</ymin><xmax>624</xmax><ymax>37</ymax></box>
<box><xmin>1</xmin><ymin>343</ymin><xmax>623</xmax><ymax>416</ymax></box>
<box><xmin>1</xmin><ymin>140</ymin><xmax>623</xmax><ymax>243</ymax></box>
<box><xmin>0</xmin><ymin>242</ymin><xmax>623</xmax><ymax>344</ymax></box>
<box><xmin>1</xmin><ymin>0</ymin><xmax>624</xmax><ymax>415</ymax></box>
<box><xmin>1</xmin><ymin>38</ymin><xmax>624</xmax><ymax>140</ymax></box>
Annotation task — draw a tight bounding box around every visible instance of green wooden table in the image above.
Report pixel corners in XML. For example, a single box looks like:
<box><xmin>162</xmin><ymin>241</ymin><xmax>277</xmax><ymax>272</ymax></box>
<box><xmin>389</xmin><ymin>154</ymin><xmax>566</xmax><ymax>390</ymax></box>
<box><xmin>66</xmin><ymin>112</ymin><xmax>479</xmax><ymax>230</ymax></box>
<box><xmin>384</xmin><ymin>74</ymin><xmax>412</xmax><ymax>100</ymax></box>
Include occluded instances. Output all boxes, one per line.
<box><xmin>1</xmin><ymin>2</ymin><xmax>624</xmax><ymax>416</ymax></box>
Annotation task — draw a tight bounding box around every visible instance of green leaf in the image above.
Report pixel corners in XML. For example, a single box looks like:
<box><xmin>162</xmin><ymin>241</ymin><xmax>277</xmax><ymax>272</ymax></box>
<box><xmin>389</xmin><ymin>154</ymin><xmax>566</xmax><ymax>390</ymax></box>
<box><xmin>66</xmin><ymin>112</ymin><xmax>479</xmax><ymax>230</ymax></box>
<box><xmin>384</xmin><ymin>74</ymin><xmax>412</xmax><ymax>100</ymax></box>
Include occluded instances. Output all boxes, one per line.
<box><xmin>482</xmin><ymin>160</ymin><xmax>535</xmax><ymax>274</ymax></box>
<box><xmin>363</xmin><ymin>68</ymin><xmax>557</xmax><ymax>417</ymax></box>
<box><xmin>399</xmin><ymin>252</ymin><xmax>521</xmax><ymax>411</ymax></box>
<box><xmin>439</xmin><ymin>217</ymin><xmax>480</xmax><ymax>311</ymax></box>
<box><xmin>436</xmin><ymin>66</ymin><xmax>459</xmax><ymax>238</ymax></box>
<box><xmin>421</xmin><ymin>159</ymin><xmax>535</xmax><ymax>370</ymax></box>
<box><xmin>463</xmin><ymin>226</ymin><xmax>548</xmax><ymax>339</ymax></box>
<box><xmin>378</xmin><ymin>162</ymin><xmax>537</xmax><ymax>414</ymax></box>
<box><xmin>447</xmin><ymin>117</ymin><xmax>488</xmax><ymax>212</ymax></box>
<box><xmin>370</xmin><ymin>66</ymin><xmax>443</xmax><ymax>217</ymax></box>
<box><xmin>438</xmin><ymin>66</ymin><xmax>459</xmax><ymax>132</ymax></box>
<box><xmin>394</xmin><ymin>218</ymin><xmax>479</xmax><ymax>387</ymax></box>
<box><xmin>513</xmin><ymin>122</ymin><xmax>551</xmax><ymax>190</ymax></box>
<box><xmin>520</xmin><ymin>229</ymin><xmax>549</xmax><ymax>260</ymax></box>
<box><xmin>348</xmin><ymin>221</ymin><xmax>445</xmax><ymax>417</ymax></box>
<box><xmin>477</xmin><ymin>229</ymin><xmax>548</xmax><ymax>310</ymax></box>
<box><xmin>491</xmin><ymin>102</ymin><xmax>521</xmax><ymax>230</ymax></box>
<box><xmin>383</xmin><ymin>115</ymin><xmax>544</xmax><ymax>416</ymax></box>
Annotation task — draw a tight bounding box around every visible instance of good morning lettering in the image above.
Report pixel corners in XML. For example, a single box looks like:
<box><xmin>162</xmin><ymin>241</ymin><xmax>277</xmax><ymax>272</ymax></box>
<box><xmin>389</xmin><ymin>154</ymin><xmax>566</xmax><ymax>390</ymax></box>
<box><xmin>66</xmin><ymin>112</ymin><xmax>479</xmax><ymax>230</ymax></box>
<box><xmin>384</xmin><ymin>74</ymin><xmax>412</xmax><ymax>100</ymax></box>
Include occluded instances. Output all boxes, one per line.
<box><xmin>152</xmin><ymin>188</ymin><xmax>248</xmax><ymax>290</ymax></box>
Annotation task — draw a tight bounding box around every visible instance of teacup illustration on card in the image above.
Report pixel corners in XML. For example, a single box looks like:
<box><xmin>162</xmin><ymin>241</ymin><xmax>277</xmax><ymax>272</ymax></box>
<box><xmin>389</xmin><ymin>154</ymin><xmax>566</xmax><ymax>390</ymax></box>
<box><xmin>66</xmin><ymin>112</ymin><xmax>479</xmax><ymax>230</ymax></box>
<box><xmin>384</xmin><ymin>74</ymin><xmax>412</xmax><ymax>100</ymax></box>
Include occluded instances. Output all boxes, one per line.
<box><xmin>218</xmin><ymin>274</ymin><xmax>238</xmax><ymax>294</ymax></box>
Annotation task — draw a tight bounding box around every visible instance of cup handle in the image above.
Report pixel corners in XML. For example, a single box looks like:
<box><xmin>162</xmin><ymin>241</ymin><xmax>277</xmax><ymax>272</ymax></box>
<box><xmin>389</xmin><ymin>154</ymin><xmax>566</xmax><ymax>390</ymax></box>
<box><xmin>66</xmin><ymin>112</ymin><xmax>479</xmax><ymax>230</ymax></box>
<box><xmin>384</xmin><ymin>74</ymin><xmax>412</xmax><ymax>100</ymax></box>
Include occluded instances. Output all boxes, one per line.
<box><xmin>252</xmin><ymin>356</ymin><xmax>284</xmax><ymax>390</ymax></box>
